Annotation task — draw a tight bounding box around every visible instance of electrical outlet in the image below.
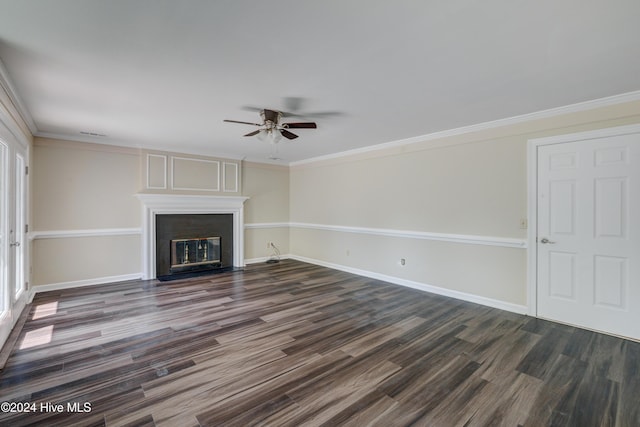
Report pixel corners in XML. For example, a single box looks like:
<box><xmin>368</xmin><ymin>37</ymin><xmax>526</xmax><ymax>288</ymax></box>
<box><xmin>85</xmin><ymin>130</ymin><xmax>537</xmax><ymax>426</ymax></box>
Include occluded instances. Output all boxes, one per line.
<box><xmin>400</xmin><ymin>258</ymin><xmax>406</xmax><ymax>266</ymax></box>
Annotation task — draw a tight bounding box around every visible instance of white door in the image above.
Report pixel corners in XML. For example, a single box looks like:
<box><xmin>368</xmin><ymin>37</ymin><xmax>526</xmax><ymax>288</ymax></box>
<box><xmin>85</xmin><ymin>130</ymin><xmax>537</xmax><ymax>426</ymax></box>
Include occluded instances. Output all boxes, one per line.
<box><xmin>0</xmin><ymin>136</ymin><xmax>28</xmax><ymax>350</ymax></box>
<box><xmin>536</xmin><ymin>128</ymin><xmax>640</xmax><ymax>340</ymax></box>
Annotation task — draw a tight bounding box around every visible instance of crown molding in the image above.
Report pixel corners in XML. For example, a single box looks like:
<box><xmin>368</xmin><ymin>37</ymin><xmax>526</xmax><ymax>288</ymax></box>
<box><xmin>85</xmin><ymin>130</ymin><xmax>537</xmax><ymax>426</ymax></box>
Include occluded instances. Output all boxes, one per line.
<box><xmin>0</xmin><ymin>57</ymin><xmax>37</xmax><ymax>135</ymax></box>
<box><xmin>290</xmin><ymin>90</ymin><xmax>640</xmax><ymax>167</ymax></box>
<box><xmin>34</xmin><ymin>131</ymin><xmax>250</xmax><ymax>162</ymax></box>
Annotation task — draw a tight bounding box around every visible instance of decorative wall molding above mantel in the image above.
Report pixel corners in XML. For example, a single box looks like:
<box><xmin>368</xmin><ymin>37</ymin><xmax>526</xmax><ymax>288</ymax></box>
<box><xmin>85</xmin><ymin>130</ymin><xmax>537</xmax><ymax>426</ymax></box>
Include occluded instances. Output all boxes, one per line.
<box><xmin>136</xmin><ymin>194</ymin><xmax>249</xmax><ymax>279</ymax></box>
<box><xmin>141</xmin><ymin>149</ymin><xmax>241</xmax><ymax>195</ymax></box>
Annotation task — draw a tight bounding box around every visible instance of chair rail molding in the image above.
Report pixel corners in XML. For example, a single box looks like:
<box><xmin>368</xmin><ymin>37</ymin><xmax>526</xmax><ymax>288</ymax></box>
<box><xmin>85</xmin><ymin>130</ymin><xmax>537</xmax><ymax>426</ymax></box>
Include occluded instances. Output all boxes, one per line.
<box><xmin>289</xmin><ymin>222</ymin><xmax>527</xmax><ymax>249</ymax></box>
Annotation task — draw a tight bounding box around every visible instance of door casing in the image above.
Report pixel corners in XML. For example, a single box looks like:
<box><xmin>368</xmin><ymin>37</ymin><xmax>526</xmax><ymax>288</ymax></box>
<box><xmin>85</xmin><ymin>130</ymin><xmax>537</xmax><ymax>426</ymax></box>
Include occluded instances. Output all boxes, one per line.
<box><xmin>0</xmin><ymin>121</ymin><xmax>29</xmax><ymax>350</ymax></box>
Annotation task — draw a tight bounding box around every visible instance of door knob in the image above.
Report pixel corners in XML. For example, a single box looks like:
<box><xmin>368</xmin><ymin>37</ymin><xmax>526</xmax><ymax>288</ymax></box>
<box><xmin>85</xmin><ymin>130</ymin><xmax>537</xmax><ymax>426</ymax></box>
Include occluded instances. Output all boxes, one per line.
<box><xmin>540</xmin><ymin>237</ymin><xmax>556</xmax><ymax>244</ymax></box>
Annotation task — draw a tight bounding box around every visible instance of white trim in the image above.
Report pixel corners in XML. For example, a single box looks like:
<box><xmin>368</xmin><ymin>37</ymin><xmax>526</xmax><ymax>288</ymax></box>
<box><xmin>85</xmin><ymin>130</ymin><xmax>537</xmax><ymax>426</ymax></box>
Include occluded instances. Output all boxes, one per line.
<box><xmin>29</xmin><ymin>227</ymin><xmax>142</xmax><ymax>240</ymax></box>
<box><xmin>244</xmin><ymin>256</ymin><xmax>271</xmax><ymax>264</ymax></box>
<box><xmin>24</xmin><ymin>222</ymin><xmax>529</xmax><ymax>248</ymax></box>
<box><xmin>291</xmin><ymin>90</ymin><xmax>640</xmax><ymax>167</ymax></box>
<box><xmin>245</xmin><ymin>222</ymin><xmax>290</xmax><ymax>229</ymax></box>
<box><xmin>526</xmin><ymin>140</ymin><xmax>539</xmax><ymax>317</ymax></box>
<box><xmin>290</xmin><ymin>222</ymin><xmax>527</xmax><ymax>249</ymax></box>
<box><xmin>136</xmin><ymin>194</ymin><xmax>248</xmax><ymax>279</ymax></box>
<box><xmin>289</xmin><ymin>255</ymin><xmax>527</xmax><ymax>315</ymax></box>
<box><xmin>526</xmin><ymin>123</ymin><xmax>640</xmax><ymax>317</ymax></box>
<box><xmin>31</xmin><ymin>273</ymin><xmax>143</xmax><ymax>294</ymax></box>
<box><xmin>35</xmin><ymin>132</ymin><xmax>247</xmax><ymax>162</ymax></box>
<box><xmin>0</xmin><ymin>57</ymin><xmax>37</xmax><ymax>136</ymax></box>
<box><xmin>244</xmin><ymin>254</ymin><xmax>292</xmax><ymax>265</ymax></box>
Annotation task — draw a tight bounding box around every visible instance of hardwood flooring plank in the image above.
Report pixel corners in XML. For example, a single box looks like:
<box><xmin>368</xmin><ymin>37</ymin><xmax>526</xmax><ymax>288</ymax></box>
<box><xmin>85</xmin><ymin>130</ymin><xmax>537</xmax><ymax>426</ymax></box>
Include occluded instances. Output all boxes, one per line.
<box><xmin>515</xmin><ymin>326</ymin><xmax>574</xmax><ymax>380</ymax></box>
<box><xmin>522</xmin><ymin>353</ymin><xmax>588</xmax><ymax>426</ymax></box>
<box><xmin>335</xmin><ymin>392</ymin><xmax>399</xmax><ymax>427</ymax></box>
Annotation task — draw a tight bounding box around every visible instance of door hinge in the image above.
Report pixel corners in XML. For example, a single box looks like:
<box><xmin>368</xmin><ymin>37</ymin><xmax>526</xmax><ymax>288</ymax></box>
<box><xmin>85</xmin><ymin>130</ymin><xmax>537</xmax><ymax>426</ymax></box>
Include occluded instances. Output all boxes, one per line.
<box><xmin>25</xmin><ymin>224</ymin><xmax>29</xmax><ymax>233</ymax></box>
<box><xmin>25</xmin><ymin>166</ymin><xmax>29</xmax><ymax>175</ymax></box>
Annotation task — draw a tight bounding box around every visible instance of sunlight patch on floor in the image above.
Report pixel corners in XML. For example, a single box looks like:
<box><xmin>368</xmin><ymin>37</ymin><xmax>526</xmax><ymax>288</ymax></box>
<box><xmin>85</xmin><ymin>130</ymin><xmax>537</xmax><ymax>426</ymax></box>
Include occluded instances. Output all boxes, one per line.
<box><xmin>32</xmin><ymin>301</ymin><xmax>58</xmax><ymax>320</ymax></box>
<box><xmin>20</xmin><ymin>325</ymin><xmax>53</xmax><ymax>349</ymax></box>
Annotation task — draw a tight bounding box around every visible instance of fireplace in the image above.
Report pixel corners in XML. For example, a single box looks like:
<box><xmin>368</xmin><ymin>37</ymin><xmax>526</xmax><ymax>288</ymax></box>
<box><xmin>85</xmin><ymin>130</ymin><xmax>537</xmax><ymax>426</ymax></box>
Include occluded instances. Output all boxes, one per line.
<box><xmin>136</xmin><ymin>194</ymin><xmax>248</xmax><ymax>279</ymax></box>
<box><xmin>155</xmin><ymin>213</ymin><xmax>232</xmax><ymax>279</ymax></box>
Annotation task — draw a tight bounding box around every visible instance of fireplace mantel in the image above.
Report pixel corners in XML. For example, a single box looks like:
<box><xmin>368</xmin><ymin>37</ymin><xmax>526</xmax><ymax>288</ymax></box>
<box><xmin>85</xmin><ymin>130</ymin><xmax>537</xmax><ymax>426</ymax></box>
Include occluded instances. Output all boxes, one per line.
<box><xmin>136</xmin><ymin>194</ymin><xmax>248</xmax><ymax>279</ymax></box>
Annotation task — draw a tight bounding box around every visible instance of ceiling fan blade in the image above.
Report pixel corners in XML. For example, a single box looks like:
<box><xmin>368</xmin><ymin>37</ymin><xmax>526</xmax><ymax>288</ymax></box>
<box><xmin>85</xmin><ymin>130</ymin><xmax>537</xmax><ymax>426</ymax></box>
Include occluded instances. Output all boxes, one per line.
<box><xmin>241</xmin><ymin>105</ymin><xmax>265</xmax><ymax>113</ymax></box>
<box><xmin>283</xmin><ymin>122</ymin><xmax>317</xmax><ymax>129</ymax></box>
<box><xmin>224</xmin><ymin>119</ymin><xmax>262</xmax><ymax>126</ymax></box>
<box><xmin>281</xmin><ymin>110</ymin><xmax>344</xmax><ymax>119</ymax></box>
<box><xmin>244</xmin><ymin>130</ymin><xmax>261</xmax><ymax>137</ymax></box>
<box><xmin>283</xmin><ymin>96</ymin><xmax>304</xmax><ymax>113</ymax></box>
<box><xmin>279</xmin><ymin>129</ymin><xmax>299</xmax><ymax>140</ymax></box>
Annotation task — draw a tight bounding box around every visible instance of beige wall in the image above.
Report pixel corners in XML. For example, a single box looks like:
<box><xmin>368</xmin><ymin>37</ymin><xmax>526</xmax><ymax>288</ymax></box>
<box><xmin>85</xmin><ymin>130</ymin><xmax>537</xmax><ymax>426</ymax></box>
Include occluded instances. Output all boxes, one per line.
<box><xmin>289</xmin><ymin>100</ymin><xmax>640</xmax><ymax>308</ymax></box>
<box><xmin>32</xmin><ymin>138</ymin><xmax>141</xmax><ymax>230</ymax></box>
<box><xmin>31</xmin><ymin>138</ymin><xmax>142</xmax><ymax>286</ymax></box>
<box><xmin>242</xmin><ymin>162</ymin><xmax>289</xmax><ymax>260</ymax></box>
<box><xmin>29</xmin><ymin>140</ymin><xmax>292</xmax><ymax>287</ymax></box>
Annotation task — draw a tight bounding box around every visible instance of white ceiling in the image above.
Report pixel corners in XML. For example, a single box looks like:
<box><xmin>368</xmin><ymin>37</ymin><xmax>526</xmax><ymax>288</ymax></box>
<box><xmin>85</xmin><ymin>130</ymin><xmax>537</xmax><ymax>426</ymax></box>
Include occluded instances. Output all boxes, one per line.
<box><xmin>1</xmin><ymin>0</ymin><xmax>639</xmax><ymax>164</ymax></box>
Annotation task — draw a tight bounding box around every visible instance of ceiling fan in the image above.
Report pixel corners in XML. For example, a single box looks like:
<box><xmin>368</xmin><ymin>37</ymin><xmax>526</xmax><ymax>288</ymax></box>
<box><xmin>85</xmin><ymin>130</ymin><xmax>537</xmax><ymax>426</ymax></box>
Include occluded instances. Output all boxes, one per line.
<box><xmin>224</xmin><ymin>109</ymin><xmax>317</xmax><ymax>141</ymax></box>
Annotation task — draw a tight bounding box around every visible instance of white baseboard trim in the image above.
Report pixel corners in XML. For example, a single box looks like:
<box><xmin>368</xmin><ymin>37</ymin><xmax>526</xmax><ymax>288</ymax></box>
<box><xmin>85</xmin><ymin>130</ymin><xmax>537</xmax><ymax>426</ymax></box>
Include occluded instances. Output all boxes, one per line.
<box><xmin>31</xmin><ymin>273</ymin><xmax>143</xmax><ymax>295</ymax></box>
<box><xmin>244</xmin><ymin>255</ymin><xmax>292</xmax><ymax>265</ymax></box>
<box><xmin>288</xmin><ymin>255</ymin><xmax>528</xmax><ymax>315</ymax></box>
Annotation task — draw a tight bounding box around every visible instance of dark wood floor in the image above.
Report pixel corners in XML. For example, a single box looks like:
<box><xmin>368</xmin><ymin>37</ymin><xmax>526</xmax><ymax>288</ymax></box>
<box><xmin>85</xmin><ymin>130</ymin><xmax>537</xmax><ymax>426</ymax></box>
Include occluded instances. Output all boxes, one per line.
<box><xmin>0</xmin><ymin>259</ymin><xmax>638</xmax><ymax>426</ymax></box>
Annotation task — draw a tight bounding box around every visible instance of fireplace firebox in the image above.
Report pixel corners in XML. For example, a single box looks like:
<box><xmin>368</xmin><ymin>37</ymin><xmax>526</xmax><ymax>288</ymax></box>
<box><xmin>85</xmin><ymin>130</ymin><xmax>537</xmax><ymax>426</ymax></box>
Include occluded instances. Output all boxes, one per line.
<box><xmin>170</xmin><ymin>236</ymin><xmax>221</xmax><ymax>271</ymax></box>
<box><xmin>155</xmin><ymin>213</ymin><xmax>233</xmax><ymax>280</ymax></box>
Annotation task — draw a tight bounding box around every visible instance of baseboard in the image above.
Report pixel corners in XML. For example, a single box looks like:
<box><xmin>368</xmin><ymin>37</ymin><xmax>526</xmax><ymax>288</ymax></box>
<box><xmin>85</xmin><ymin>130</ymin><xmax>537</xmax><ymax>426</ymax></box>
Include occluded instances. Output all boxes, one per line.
<box><xmin>288</xmin><ymin>255</ymin><xmax>528</xmax><ymax>315</ymax></box>
<box><xmin>32</xmin><ymin>273</ymin><xmax>143</xmax><ymax>294</ymax></box>
<box><xmin>244</xmin><ymin>255</ymin><xmax>292</xmax><ymax>265</ymax></box>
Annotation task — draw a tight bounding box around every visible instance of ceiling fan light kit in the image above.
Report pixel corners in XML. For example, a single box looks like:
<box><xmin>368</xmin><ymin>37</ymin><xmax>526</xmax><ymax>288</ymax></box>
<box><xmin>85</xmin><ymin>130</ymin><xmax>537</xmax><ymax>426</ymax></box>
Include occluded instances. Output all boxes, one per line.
<box><xmin>224</xmin><ymin>108</ymin><xmax>317</xmax><ymax>143</ymax></box>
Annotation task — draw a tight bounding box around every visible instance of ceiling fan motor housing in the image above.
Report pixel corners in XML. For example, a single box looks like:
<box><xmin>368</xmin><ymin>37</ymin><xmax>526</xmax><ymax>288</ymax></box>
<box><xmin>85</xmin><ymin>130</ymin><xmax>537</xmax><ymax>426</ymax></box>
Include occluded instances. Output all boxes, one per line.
<box><xmin>261</xmin><ymin>109</ymin><xmax>282</xmax><ymax>128</ymax></box>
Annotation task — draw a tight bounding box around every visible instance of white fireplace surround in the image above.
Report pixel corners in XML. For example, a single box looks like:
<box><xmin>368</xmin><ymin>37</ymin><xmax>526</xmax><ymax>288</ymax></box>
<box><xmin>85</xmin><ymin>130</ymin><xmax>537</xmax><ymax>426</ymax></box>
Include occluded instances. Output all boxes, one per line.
<box><xmin>136</xmin><ymin>194</ymin><xmax>248</xmax><ymax>279</ymax></box>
